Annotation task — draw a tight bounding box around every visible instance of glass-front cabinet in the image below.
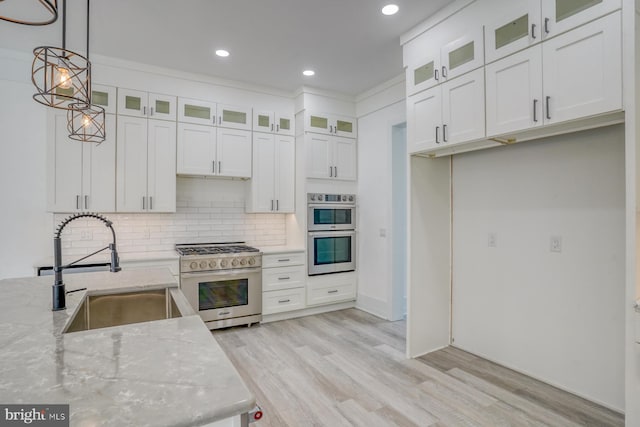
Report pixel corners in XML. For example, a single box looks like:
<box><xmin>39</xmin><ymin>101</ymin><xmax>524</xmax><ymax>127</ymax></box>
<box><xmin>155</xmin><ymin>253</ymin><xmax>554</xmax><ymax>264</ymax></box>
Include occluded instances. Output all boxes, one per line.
<box><xmin>440</xmin><ymin>26</ymin><xmax>484</xmax><ymax>82</ymax></box>
<box><xmin>485</xmin><ymin>1</ymin><xmax>542</xmax><ymax>63</ymax></box>
<box><xmin>178</xmin><ymin>97</ymin><xmax>216</xmax><ymax>126</ymax></box>
<box><xmin>541</xmin><ymin>0</ymin><xmax>620</xmax><ymax>39</ymax></box>
<box><xmin>217</xmin><ymin>104</ymin><xmax>252</xmax><ymax>131</ymax></box>
<box><xmin>117</xmin><ymin>88</ymin><xmax>175</xmax><ymax>121</ymax></box>
<box><xmin>305</xmin><ymin>112</ymin><xmax>357</xmax><ymax>139</ymax></box>
<box><xmin>91</xmin><ymin>84</ymin><xmax>117</xmax><ymax>114</ymax></box>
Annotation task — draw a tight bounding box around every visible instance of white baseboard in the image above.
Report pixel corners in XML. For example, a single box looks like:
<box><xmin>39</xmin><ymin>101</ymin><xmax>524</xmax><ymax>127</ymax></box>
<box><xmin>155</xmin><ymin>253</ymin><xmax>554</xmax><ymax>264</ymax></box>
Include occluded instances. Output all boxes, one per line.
<box><xmin>355</xmin><ymin>293</ymin><xmax>389</xmax><ymax>320</ymax></box>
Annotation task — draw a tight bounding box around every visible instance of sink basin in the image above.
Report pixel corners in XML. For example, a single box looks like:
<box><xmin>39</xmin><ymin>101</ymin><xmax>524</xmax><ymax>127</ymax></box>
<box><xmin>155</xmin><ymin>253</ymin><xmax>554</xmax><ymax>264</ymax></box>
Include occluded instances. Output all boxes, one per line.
<box><xmin>64</xmin><ymin>288</ymin><xmax>187</xmax><ymax>333</ymax></box>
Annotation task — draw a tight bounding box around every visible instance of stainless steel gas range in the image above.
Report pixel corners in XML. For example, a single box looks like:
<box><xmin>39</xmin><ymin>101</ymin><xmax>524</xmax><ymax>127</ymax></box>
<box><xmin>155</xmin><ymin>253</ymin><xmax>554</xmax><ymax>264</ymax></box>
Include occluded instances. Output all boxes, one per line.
<box><xmin>175</xmin><ymin>242</ymin><xmax>262</xmax><ymax>330</ymax></box>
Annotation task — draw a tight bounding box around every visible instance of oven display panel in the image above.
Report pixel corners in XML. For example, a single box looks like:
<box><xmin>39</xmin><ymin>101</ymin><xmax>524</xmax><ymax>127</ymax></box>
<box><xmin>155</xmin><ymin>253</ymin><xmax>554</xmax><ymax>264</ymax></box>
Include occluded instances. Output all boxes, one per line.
<box><xmin>198</xmin><ymin>279</ymin><xmax>248</xmax><ymax>310</ymax></box>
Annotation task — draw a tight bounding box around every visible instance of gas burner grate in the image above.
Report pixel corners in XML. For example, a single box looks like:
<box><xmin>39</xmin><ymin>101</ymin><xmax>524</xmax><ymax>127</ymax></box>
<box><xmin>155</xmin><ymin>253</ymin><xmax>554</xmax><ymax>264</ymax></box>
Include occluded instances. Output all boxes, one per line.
<box><xmin>175</xmin><ymin>244</ymin><xmax>260</xmax><ymax>256</ymax></box>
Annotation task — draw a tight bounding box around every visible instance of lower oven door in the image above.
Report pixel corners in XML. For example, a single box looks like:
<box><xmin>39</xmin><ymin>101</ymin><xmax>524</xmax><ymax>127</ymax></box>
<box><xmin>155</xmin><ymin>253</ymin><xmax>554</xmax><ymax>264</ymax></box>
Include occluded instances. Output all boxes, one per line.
<box><xmin>308</xmin><ymin>230</ymin><xmax>356</xmax><ymax>275</ymax></box>
<box><xmin>180</xmin><ymin>268</ymin><xmax>262</xmax><ymax>323</ymax></box>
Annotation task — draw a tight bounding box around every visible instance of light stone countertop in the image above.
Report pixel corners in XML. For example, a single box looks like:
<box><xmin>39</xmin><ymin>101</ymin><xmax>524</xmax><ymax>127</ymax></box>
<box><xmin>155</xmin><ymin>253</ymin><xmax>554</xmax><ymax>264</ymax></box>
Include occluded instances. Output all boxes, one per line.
<box><xmin>33</xmin><ymin>250</ymin><xmax>180</xmax><ymax>270</ymax></box>
<box><xmin>0</xmin><ymin>268</ymin><xmax>255</xmax><ymax>426</ymax></box>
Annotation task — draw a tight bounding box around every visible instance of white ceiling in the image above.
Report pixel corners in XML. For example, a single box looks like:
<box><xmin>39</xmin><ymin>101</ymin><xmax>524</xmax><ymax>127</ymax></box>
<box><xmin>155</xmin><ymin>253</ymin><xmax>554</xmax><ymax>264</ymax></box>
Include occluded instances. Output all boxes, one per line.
<box><xmin>0</xmin><ymin>0</ymin><xmax>454</xmax><ymax>96</ymax></box>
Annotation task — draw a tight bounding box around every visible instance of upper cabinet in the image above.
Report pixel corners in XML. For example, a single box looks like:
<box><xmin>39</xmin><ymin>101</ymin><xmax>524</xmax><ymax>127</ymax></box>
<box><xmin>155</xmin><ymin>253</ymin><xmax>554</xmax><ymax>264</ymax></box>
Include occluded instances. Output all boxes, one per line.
<box><xmin>304</xmin><ymin>112</ymin><xmax>357</xmax><ymax>139</ymax></box>
<box><xmin>485</xmin><ymin>0</ymin><xmax>542</xmax><ymax>63</ymax></box>
<box><xmin>440</xmin><ymin>27</ymin><xmax>484</xmax><ymax>82</ymax></box>
<box><xmin>217</xmin><ymin>104</ymin><xmax>252</xmax><ymax>130</ymax></box>
<box><xmin>253</xmin><ymin>110</ymin><xmax>295</xmax><ymax>136</ymax></box>
<box><xmin>91</xmin><ymin>84</ymin><xmax>117</xmax><ymax>114</ymax></box>
<box><xmin>117</xmin><ymin>88</ymin><xmax>176</xmax><ymax>121</ymax></box>
<box><xmin>178</xmin><ymin>97</ymin><xmax>216</xmax><ymax>126</ymax></box>
<box><xmin>541</xmin><ymin>0</ymin><xmax>620</xmax><ymax>39</ymax></box>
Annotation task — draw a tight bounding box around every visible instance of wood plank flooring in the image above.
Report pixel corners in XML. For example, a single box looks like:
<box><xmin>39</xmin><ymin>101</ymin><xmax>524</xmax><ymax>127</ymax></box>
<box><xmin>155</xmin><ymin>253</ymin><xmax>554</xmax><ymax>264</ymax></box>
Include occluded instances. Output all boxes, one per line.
<box><xmin>213</xmin><ymin>309</ymin><xmax>623</xmax><ymax>427</ymax></box>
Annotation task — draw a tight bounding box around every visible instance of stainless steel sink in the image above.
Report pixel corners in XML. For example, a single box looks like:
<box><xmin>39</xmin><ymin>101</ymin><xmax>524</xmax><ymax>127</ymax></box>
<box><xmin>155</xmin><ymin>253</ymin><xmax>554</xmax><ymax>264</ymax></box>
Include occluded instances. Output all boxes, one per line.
<box><xmin>64</xmin><ymin>288</ymin><xmax>189</xmax><ymax>333</ymax></box>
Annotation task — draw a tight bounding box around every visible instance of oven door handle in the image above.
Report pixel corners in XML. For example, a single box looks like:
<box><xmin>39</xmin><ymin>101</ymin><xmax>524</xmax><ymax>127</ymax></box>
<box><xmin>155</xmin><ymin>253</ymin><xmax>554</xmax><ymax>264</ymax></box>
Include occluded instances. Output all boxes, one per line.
<box><xmin>308</xmin><ymin>230</ymin><xmax>356</xmax><ymax>238</ymax></box>
<box><xmin>181</xmin><ymin>268</ymin><xmax>261</xmax><ymax>279</ymax></box>
<box><xmin>308</xmin><ymin>203</ymin><xmax>355</xmax><ymax>209</ymax></box>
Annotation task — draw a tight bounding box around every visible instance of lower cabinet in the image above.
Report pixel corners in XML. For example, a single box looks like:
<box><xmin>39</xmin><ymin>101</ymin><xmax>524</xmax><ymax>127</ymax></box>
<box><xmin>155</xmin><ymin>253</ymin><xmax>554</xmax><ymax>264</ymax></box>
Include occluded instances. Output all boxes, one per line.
<box><xmin>262</xmin><ymin>251</ymin><xmax>306</xmax><ymax>315</ymax></box>
<box><xmin>306</xmin><ymin>271</ymin><xmax>357</xmax><ymax>307</ymax></box>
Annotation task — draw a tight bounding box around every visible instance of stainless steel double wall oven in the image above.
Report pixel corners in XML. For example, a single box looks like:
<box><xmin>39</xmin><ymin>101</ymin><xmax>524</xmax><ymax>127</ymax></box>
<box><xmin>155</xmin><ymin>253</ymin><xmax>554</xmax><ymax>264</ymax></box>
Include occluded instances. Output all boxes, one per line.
<box><xmin>307</xmin><ymin>193</ymin><xmax>356</xmax><ymax>275</ymax></box>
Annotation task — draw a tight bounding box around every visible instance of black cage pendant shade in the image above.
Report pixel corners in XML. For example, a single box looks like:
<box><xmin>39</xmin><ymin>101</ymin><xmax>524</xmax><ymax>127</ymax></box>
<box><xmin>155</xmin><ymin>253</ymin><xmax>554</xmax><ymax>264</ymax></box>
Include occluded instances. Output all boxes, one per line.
<box><xmin>0</xmin><ymin>0</ymin><xmax>58</xmax><ymax>26</ymax></box>
<box><xmin>67</xmin><ymin>0</ymin><xmax>105</xmax><ymax>143</ymax></box>
<box><xmin>31</xmin><ymin>0</ymin><xmax>91</xmax><ymax>109</ymax></box>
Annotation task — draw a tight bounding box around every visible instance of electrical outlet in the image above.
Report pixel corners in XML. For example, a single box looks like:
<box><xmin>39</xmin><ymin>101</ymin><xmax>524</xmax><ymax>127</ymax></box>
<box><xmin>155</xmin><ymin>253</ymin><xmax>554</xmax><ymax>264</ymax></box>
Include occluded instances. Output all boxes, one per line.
<box><xmin>488</xmin><ymin>232</ymin><xmax>497</xmax><ymax>248</ymax></box>
<box><xmin>379</xmin><ymin>228</ymin><xmax>386</xmax><ymax>238</ymax></box>
<box><xmin>80</xmin><ymin>230</ymin><xmax>93</xmax><ymax>241</ymax></box>
<box><xmin>550</xmin><ymin>236</ymin><xmax>562</xmax><ymax>253</ymax></box>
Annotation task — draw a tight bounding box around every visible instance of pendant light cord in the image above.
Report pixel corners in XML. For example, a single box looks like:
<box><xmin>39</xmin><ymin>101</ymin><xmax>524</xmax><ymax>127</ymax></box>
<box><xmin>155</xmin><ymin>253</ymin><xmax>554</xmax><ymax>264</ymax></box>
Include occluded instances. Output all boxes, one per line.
<box><xmin>86</xmin><ymin>0</ymin><xmax>89</xmax><ymax>61</ymax></box>
<box><xmin>61</xmin><ymin>0</ymin><xmax>66</xmax><ymax>49</ymax></box>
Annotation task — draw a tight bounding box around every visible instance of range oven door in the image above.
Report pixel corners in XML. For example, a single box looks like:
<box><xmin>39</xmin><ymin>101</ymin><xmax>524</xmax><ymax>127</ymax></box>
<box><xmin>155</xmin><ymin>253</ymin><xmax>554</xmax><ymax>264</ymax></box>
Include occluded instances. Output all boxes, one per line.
<box><xmin>180</xmin><ymin>268</ymin><xmax>262</xmax><ymax>323</ymax></box>
<box><xmin>308</xmin><ymin>230</ymin><xmax>356</xmax><ymax>275</ymax></box>
<box><xmin>307</xmin><ymin>204</ymin><xmax>356</xmax><ymax>231</ymax></box>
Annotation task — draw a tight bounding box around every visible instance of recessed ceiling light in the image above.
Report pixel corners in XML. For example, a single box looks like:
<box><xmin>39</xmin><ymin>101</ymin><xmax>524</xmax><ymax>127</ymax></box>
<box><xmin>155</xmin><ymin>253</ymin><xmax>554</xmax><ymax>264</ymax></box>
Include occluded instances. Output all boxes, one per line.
<box><xmin>215</xmin><ymin>49</ymin><xmax>230</xmax><ymax>57</ymax></box>
<box><xmin>381</xmin><ymin>4</ymin><xmax>399</xmax><ymax>15</ymax></box>
<box><xmin>303</xmin><ymin>70</ymin><xmax>315</xmax><ymax>77</ymax></box>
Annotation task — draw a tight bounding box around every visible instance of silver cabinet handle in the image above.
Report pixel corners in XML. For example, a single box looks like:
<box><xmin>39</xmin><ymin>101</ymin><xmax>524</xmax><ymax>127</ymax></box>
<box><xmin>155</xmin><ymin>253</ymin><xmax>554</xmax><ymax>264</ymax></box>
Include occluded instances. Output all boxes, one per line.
<box><xmin>142</xmin><ymin>196</ymin><xmax>146</xmax><ymax>210</ymax></box>
<box><xmin>276</xmin><ymin>199</ymin><xmax>279</xmax><ymax>211</ymax></box>
<box><xmin>271</xmin><ymin>200</ymin><xmax>274</xmax><ymax>211</ymax></box>
<box><xmin>276</xmin><ymin>124</ymin><xmax>280</xmax><ymax>132</ymax></box>
<box><xmin>76</xmin><ymin>195</ymin><xmax>80</xmax><ymax>210</ymax></box>
<box><xmin>212</xmin><ymin>161</ymin><xmax>216</xmax><ymax>173</ymax></box>
<box><xmin>434</xmin><ymin>68</ymin><xmax>439</xmax><ymax>81</ymax></box>
<box><xmin>278</xmin><ymin>299</ymin><xmax>290</xmax><ymax>303</ymax></box>
<box><xmin>218</xmin><ymin>161</ymin><xmax>221</xmax><ymax>174</ymax></box>
<box><xmin>329</xmin><ymin>166</ymin><xmax>333</xmax><ymax>177</ymax></box>
<box><xmin>442</xmin><ymin>66</ymin><xmax>447</xmax><ymax>78</ymax></box>
<box><xmin>218</xmin><ymin>116</ymin><xmax>221</xmax><ymax>125</ymax></box>
<box><xmin>219</xmin><ymin>311</ymin><xmax>230</xmax><ymax>315</ymax></box>
<box><xmin>150</xmin><ymin>107</ymin><xmax>154</xmax><ymax>116</ymax></box>
<box><xmin>545</xmin><ymin>96</ymin><xmax>551</xmax><ymax>120</ymax></box>
<box><xmin>84</xmin><ymin>195</ymin><xmax>89</xmax><ymax>210</ymax></box>
<box><xmin>531</xmin><ymin>23</ymin><xmax>537</xmax><ymax>39</ymax></box>
<box><xmin>544</xmin><ymin>17</ymin><xmax>550</xmax><ymax>34</ymax></box>
<box><xmin>278</xmin><ymin>259</ymin><xmax>290</xmax><ymax>262</ymax></box>
<box><xmin>149</xmin><ymin>196</ymin><xmax>153</xmax><ymax>210</ymax></box>
<box><xmin>271</xmin><ymin>124</ymin><xmax>274</xmax><ymax>131</ymax></box>
<box><xmin>533</xmin><ymin>99</ymin><xmax>538</xmax><ymax>122</ymax></box>
<box><xmin>328</xmin><ymin>290</ymin><xmax>338</xmax><ymax>294</ymax></box>
<box><xmin>435</xmin><ymin>126</ymin><xmax>440</xmax><ymax>144</ymax></box>
<box><xmin>443</xmin><ymin>124</ymin><xmax>448</xmax><ymax>142</ymax></box>
<box><xmin>143</xmin><ymin>106</ymin><xmax>147</xmax><ymax>116</ymax></box>
<box><xmin>334</xmin><ymin>166</ymin><xmax>337</xmax><ymax>178</ymax></box>
<box><xmin>278</xmin><ymin>276</ymin><xmax>290</xmax><ymax>280</ymax></box>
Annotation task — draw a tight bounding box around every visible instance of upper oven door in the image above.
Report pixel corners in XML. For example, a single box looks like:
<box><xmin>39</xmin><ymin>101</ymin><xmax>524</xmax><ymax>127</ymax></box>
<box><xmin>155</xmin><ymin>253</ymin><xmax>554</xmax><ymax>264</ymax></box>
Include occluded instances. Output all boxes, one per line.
<box><xmin>308</xmin><ymin>230</ymin><xmax>356</xmax><ymax>275</ymax></box>
<box><xmin>307</xmin><ymin>204</ymin><xmax>356</xmax><ymax>231</ymax></box>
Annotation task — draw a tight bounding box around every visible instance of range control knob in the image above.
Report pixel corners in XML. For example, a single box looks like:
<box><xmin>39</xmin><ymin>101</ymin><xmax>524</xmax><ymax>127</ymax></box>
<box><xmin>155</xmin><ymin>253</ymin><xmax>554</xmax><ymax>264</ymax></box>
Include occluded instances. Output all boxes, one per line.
<box><xmin>248</xmin><ymin>258</ymin><xmax>256</xmax><ymax>266</ymax></box>
<box><xmin>342</xmin><ymin>195</ymin><xmax>346</xmax><ymax>201</ymax></box>
<box><xmin>189</xmin><ymin>261</ymin><xmax>198</xmax><ymax>270</ymax></box>
<box><xmin>318</xmin><ymin>194</ymin><xmax>324</xmax><ymax>201</ymax></box>
<box><xmin>348</xmin><ymin>195</ymin><xmax>354</xmax><ymax>202</ymax></box>
<box><xmin>220</xmin><ymin>259</ymin><xmax>228</xmax><ymax>268</ymax></box>
<box><xmin>232</xmin><ymin>259</ymin><xmax>239</xmax><ymax>267</ymax></box>
<box><xmin>199</xmin><ymin>261</ymin><xmax>207</xmax><ymax>269</ymax></box>
<box><xmin>240</xmin><ymin>258</ymin><xmax>247</xmax><ymax>266</ymax></box>
<box><xmin>310</xmin><ymin>194</ymin><xmax>316</xmax><ymax>201</ymax></box>
<box><xmin>209</xmin><ymin>260</ymin><xmax>217</xmax><ymax>268</ymax></box>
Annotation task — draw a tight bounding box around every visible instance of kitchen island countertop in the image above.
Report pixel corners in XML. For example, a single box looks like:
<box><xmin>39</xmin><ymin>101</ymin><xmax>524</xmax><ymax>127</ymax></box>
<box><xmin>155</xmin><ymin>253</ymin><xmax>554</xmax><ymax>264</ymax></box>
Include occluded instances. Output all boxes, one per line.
<box><xmin>0</xmin><ymin>268</ymin><xmax>254</xmax><ymax>426</ymax></box>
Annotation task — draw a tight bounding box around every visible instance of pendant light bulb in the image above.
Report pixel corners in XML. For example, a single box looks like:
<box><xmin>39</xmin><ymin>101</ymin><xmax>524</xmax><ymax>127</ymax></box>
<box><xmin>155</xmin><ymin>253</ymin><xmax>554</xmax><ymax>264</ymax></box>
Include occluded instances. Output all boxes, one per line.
<box><xmin>82</xmin><ymin>113</ymin><xmax>91</xmax><ymax>128</ymax></box>
<box><xmin>56</xmin><ymin>64</ymin><xmax>72</xmax><ymax>89</ymax></box>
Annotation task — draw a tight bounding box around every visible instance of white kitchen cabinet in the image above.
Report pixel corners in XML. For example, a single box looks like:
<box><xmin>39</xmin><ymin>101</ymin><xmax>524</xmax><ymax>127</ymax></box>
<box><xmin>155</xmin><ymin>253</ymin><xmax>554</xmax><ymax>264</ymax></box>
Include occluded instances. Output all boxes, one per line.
<box><xmin>541</xmin><ymin>0</ymin><xmax>620</xmax><ymax>40</ymax></box>
<box><xmin>91</xmin><ymin>84</ymin><xmax>117</xmax><ymax>114</ymax></box>
<box><xmin>306</xmin><ymin>271</ymin><xmax>357</xmax><ymax>307</ymax></box>
<box><xmin>406</xmin><ymin>46</ymin><xmax>441</xmax><ymax>96</ymax></box>
<box><xmin>485</xmin><ymin>0</ymin><xmax>542</xmax><ymax>63</ymax></box>
<box><xmin>117</xmin><ymin>88</ymin><xmax>176</xmax><ymax>121</ymax></box>
<box><xmin>262</xmin><ymin>251</ymin><xmax>306</xmax><ymax>315</ymax></box>
<box><xmin>253</xmin><ymin>110</ymin><xmax>294</xmax><ymax>135</ymax></box>
<box><xmin>246</xmin><ymin>133</ymin><xmax>295</xmax><ymax>213</ymax></box>
<box><xmin>306</xmin><ymin>133</ymin><xmax>356</xmax><ymax>181</ymax></box>
<box><xmin>116</xmin><ymin>116</ymin><xmax>176</xmax><ymax>212</ymax></box>
<box><xmin>304</xmin><ymin>112</ymin><xmax>357</xmax><ymax>139</ymax></box>
<box><xmin>440</xmin><ymin>27</ymin><xmax>484</xmax><ymax>82</ymax></box>
<box><xmin>217</xmin><ymin>104</ymin><xmax>252</xmax><ymax>130</ymax></box>
<box><xmin>542</xmin><ymin>11</ymin><xmax>621</xmax><ymax>125</ymax></box>
<box><xmin>176</xmin><ymin>124</ymin><xmax>251</xmax><ymax>178</ymax></box>
<box><xmin>486</xmin><ymin>46</ymin><xmax>544</xmax><ymax>136</ymax></box>
<box><xmin>47</xmin><ymin>112</ymin><xmax>116</xmax><ymax>212</ymax></box>
<box><xmin>407</xmin><ymin>86</ymin><xmax>442</xmax><ymax>154</ymax></box>
<box><xmin>178</xmin><ymin>97</ymin><xmax>217</xmax><ymax>126</ymax></box>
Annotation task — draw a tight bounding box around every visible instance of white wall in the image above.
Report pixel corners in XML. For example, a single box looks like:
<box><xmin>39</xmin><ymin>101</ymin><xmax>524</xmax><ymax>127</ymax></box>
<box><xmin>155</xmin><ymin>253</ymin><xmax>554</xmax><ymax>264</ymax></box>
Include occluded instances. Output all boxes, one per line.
<box><xmin>451</xmin><ymin>125</ymin><xmax>625</xmax><ymax>410</ymax></box>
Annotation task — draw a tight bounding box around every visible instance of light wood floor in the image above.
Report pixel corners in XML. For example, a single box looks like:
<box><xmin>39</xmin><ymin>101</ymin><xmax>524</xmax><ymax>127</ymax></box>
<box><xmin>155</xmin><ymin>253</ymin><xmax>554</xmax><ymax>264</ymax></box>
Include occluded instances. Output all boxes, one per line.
<box><xmin>213</xmin><ymin>309</ymin><xmax>623</xmax><ymax>427</ymax></box>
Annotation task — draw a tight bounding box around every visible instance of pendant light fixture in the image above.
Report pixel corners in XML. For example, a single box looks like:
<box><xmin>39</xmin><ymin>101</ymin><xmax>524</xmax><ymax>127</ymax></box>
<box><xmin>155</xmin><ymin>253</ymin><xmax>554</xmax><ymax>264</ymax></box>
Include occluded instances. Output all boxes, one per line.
<box><xmin>67</xmin><ymin>0</ymin><xmax>105</xmax><ymax>143</ymax></box>
<box><xmin>31</xmin><ymin>0</ymin><xmax>91</xmax><ymax>109</ymax></box>
<box><xmin>0</xmin><ymin>0</ymin><xmax>58</xmax><ymax>26</ymax></box>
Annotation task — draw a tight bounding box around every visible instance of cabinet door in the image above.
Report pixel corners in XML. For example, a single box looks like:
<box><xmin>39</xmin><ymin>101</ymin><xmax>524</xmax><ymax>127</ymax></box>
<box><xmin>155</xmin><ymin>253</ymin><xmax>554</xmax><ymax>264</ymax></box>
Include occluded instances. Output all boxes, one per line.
<box><xmin>333</xmin><ymin>137</ymin><xmax>357</xmax><ymax>181</ymax></box>
<box><xmin>216</xmin><ymin>128</ymin><xmax>252</xmax><ymax>178</ymax></box>
<box><xmin>177</xmin><ymin>123</ymin><xmax>216</xmax><ymax>176</ymax></box>
<box><xmin>442</xmin><ymin>67</ymin><xmax>485</xmax><ymax>145</ymax></box>
<box><xmin>217</xmin><ymin>104</ymin><xmax>252</xmax><ymax>130</ymax></box>
<box><xmin>148</xmin><ymin>93</ymin><xmax>177</xmax><ymax>121</ymax></box>
<box><xmin>485</xmin><ymin>0</ymin><xmax>542</xmax><ymax>63</ymax></box>
<box><xmin>306</xmin><ymin>133</ymin><xmax>332</xmax><ymax>179</ymax></box>
<box><xmin>47</xmin><ymin>112</ymin><xmax>83</xmax><ymax>212</ymax></box>
<box><xmin>406</xmin><ymin>47</ymin><xmax>441</xmax><ymax>96</ymax></box>
<box><xmin>253</xmin><ymin>110</ymin><xmax>275</xmax><ymax>134</ymax></box>
<box><xmin>542</xmin><ymin>12</ymin><xmax>621</xmax><ymax>125</ymax></box>
<box><xmin>332</xmin><ymin>115</ymin><xmax>358</xmax><ymax>139</ymax></box>
<box><xmin>251</xmin><ymin>133</ymin><xmax>276</xmax><ymax>212</ymax></box>
<box><xmin>407</xmin><ymin>86</ymin><xmax>442</xmax><ymax>154</ymax></box>
<box><xmin>83</xmin><ymin>114</ymin><xmax>116</xmax><ymax>212</ymax></box>
<box><xmin>177</xmin><ymin>97</ymin><xmax>216</xmax><ymax>126</ymax></box>
<box><xmin>275</xmin><ymin>135</ymin><xmax>295</xmax><ymax>212</ymax></box>
<box><xmin>116</xmin><ymin>116</ymin><xmax>148</xmax><ymax>212</ymax></box>
<box><xmin>147</xmin><ymin>120</ymin><xmax>177</xmax><ymax>212</ymax></box>
<box><xmin>117</xmin><ymin>88</ymin><xmax>148</xmax><ymax>118</ymax></box>
<box><xmin>91</xmin><ymin>84</ymin><xmax>117</xmax><ymax>115</ymax></box>
<box><xmin>305</xmin><ymin>112</ymin><xmax>331</xmax><ymax>135</ymax></box>
<box><xmin>275</xmin><ymin>113</ymin><xmax>295</xmax><ymax>136</ymax></box>
<box><xmin>440</xmin><ymin>27</ymin><xmax>484</xmax><ymax>81</ymax></box>
<box><xmin>541</xmin><ymin>0</ymin><xmax>620</xmax><ymax>39</ymax></box>
<box><xmin>486</xmin><ymin>46</ymin><xmax>543</xmax><ymax>136</ymax></box>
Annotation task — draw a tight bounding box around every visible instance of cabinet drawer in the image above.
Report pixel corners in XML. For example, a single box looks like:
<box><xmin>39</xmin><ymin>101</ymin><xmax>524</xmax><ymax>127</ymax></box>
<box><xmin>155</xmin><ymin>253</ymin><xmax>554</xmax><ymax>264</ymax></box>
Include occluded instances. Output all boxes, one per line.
<box><xmin>262</xmin><ymin>252</ymin><xmax>305</xmax><ymax>268</ymax></box>
<box><xmin>307</xmin><ymin>276</ymin><xmax>356</xmax><ymax>307</ymax></box>
<box><xmin>263</xmin><ymin>288</ymin><xmax>306</xmax><ymax>315</ymax></box>
<box><xmin>263</xmin><ymin>266</ymin><xmax>305</xmax><ymax>292</ymax></box>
